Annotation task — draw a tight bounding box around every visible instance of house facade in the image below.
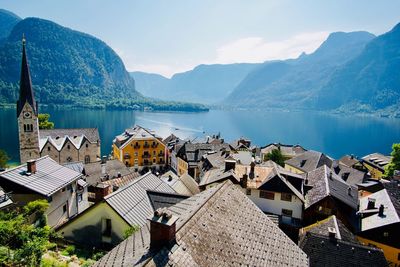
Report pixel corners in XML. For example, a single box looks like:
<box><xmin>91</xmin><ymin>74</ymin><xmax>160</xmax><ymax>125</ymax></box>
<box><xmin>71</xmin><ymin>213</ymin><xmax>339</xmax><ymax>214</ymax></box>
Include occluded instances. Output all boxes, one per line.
<box><xmin>112</xmin><ymin>125</ymin><xmax>166</xmax><ymax>171</ymax></box>
<box><xmin>0</xmin><ymin>156</ymin><xmax>89</xmax><ymax>228</ymax></box>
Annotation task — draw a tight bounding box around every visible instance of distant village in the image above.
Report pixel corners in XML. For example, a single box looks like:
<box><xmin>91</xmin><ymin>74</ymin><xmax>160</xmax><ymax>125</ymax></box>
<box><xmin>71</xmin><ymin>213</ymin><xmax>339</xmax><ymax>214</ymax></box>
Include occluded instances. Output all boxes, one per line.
<box><xmin>0</xmin><ymin>39</ymin><xmax>399</xmax><ymax>267</ymax></box>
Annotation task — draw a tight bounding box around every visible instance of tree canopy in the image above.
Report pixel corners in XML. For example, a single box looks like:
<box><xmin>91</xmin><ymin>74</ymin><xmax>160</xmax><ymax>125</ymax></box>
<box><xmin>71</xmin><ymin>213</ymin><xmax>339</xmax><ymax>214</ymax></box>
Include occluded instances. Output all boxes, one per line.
<box><xmin>0</xmin><ymin>149</ymin><xmax>10</xmax><ymax>169</ymax></box>
<box><xmin>38</xmin><ymin>113</ymin><xmax>54</xmax><ymax>130</ymax></box>
<box><xmin>264</xmin><ymin>149</ymin><xmax>286</xmax><ymax>167</ymax></box>
<box><xmin>385</xmin><ymin>143</ymin><xmax>400</xmax><ymax>177</ymax></box>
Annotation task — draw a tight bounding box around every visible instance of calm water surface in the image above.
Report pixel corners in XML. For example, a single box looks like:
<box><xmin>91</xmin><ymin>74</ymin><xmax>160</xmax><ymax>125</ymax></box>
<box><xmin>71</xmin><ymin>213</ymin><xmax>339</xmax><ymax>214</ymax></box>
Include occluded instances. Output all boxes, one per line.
<box><xmin>1</xmin><ymin>107</ymin><xmax>399</xmax><ymax>163</ymax></box>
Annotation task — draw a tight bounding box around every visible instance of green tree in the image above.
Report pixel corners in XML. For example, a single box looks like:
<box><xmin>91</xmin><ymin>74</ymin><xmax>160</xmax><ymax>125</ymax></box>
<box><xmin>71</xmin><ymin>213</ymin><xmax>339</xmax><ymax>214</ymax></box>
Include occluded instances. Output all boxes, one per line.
<box><xmin>0</xmin><ymin>149</ymin><xmax>10</xmax><ymax>169</ymax></box>
<box><xmin>38</xmin><ymin>114</ymin><xmax>55</xmax><ymax>130</ymax></box>
<box><xmin>385</xmin><ymin>143</ymin><xmax>400</xmax><ymax>177</ymax></box>
<box><xmin>264</xmin><ymin>149</ymin><xmax>286</xmax><ymax>167</ymax></box>
<box><xmin>0</xmin><ymin>200</ymin><xmax>55</xmax><ymax>266</ymax></box>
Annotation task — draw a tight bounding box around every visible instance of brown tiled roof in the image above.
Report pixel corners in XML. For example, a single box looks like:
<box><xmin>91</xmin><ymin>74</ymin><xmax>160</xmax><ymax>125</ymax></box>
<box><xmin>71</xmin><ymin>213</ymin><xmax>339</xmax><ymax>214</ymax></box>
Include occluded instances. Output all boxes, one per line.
<box><xmin>338</xmin><ymin>155</ymin><xmax>360</xmax><ymax>168</ymax></box>
<box><xmin>95</xmin><ymin>181</ymin><xmax>309</xmax><ymax>266</ymax></box>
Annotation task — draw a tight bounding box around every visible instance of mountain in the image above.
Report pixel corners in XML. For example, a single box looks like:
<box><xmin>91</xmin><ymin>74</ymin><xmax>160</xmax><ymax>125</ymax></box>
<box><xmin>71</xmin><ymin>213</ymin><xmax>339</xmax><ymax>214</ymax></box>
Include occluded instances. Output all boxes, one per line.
<box><xmin>224</xmin><ymin>31</ymin><xmax>376</xmax><ymax>108</ymax></box>
<box><xmin>0</xmin><ymin>9</ymin><xmax>21</xmax><ymax>42</ymax></box>
<box><xmin>131</xmin><ymin>63</ymin><xmax>258</xmax><ymax>104</ymax></box>
<box><xmin>0</xmin><ymin>13</ymin><xmax>207</xmax><ymax>111</ymax></box>
<box><xmin>131</xmin><ymin>71</ymin><xmax>169</xmax><ymax>97</ymax></box>
<box><xmin>314</xmin><ymin>23</ymin><xmax>400</xmax><ymax>111</ymax></box>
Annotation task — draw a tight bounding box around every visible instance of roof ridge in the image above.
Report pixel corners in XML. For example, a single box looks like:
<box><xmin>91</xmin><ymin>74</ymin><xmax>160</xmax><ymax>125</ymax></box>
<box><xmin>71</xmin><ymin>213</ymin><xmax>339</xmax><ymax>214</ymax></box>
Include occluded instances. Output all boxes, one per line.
<box><xmin>104</xmin><ymin>171</ymin><xmax>153</xmax><ymax>200</ymax></box>
<box><xmin>332</xmin><ymin>215</ymin><xmax>342</xmax><ymax>240</ymax></box>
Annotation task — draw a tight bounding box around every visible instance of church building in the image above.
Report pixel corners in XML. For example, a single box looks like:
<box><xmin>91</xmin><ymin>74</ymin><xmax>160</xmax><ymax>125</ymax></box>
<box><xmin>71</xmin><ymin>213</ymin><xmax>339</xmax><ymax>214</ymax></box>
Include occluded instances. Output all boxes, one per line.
<box><xmin>17</xmin><ymin>37</ymin><xmax>101</xmax><ymax>164</ymax></box>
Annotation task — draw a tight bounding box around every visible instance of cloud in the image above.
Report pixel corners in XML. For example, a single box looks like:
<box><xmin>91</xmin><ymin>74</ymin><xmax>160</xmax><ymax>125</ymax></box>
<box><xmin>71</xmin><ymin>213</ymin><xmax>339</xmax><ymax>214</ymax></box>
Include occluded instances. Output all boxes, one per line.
<box><xmin>212</xmin><ymin>31</ymin><xmax>330</xmax><ymax>64</ymax></box>
<box><xmin>118</xmin><ymin>31</ymin><xmax>330</xmax><ymax>77</ymax></box>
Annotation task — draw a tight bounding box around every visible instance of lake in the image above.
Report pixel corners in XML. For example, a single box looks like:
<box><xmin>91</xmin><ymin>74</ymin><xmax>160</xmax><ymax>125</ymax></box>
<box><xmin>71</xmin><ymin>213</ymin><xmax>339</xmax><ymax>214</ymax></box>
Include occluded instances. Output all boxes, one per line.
<box><xmin>1</xmin><ymin>107</ymin><xmax>399</xmax><ymax>164</ymax></box>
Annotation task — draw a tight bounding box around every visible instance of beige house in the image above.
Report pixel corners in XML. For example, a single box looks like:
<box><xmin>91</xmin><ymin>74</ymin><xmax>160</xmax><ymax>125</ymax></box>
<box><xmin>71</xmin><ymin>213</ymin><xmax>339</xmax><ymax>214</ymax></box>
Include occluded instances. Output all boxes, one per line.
<box><xmin>0</xmin><ymin>156</ymin><xmax>89</xmax><ymax>228</ymax></box>
<box><xmin>57</xmin><ymin>172</ymin><xmax>183</xmax><ymax>247</ymax></box>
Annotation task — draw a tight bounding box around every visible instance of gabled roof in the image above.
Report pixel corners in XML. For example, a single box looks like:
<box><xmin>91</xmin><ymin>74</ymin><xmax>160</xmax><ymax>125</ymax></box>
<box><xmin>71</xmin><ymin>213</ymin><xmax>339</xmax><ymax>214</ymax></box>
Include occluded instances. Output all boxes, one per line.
<box><xmin>362</xmin><ymin>153</ymin><xmax>391</xmax><ymax>172</ymax></box>
<box><xmin>359</xmin><ymin>187</ymin><xmax>400</xmax><ymax>231</ymax></box>
<box><xmin>331</xmin><ymin>161</ymin><xmax>367</xmax><ymax>186</ymax></box>
<box><xmin>160</xmin><ymin>171</ymin><xmax>200</xmax><ymax>196</ymax></box>
<box><xmin>39</xmin><ymin>128</ymin><xmax>100</xmax><ymax>152</ymax></box>
<box><xmin>146</xmin><ymin>190</ymin><xmax>189</xmax><ymax>211</ymax></box>
<box><xmin>0</xmin><ymin>156</ymin><xmax>82</xmax><ymax>197</ymax></box>
<box><xmin>83</xmin><ymin>159</ymin><xmax>133</xmax><ymax>185</ymax></box>
<box><xmin>102</xmin><ymin>172</ymin><xmax>141</xmax><ymax>189</ymax></box>
<box><xmin>339</xmin><ymin>155</ymin><xmax>360</xmax><ymax>168</ymax></box>
<box><xmin>104</xmin><ymin>172</ymin><xmax>177</xmax><ymax>227</ymax></box>
<box><xmin>95</xmin><ymin>181</ymin><xmax>309</xmax><ymax>266</ymax></box>
<box><xmin>285</xmin><ymin>150</ymin><xmax>333</xmax><ymax>173</ymax></box>
<box><xmin>199</xmin><ymin>167</ymin><xmax>239</xmax><ymax>187</ymax></box>
<box><xmin>299</xmin><ymin>215</ymin><xmax>358</xmax><ymax>243</ymax></box>
<box><xmin>299</xmin><ymin>232</ymin><xmax>387</xmax><ymax>267</ymax></box>
<box><xmin>305</xmin><ymin>165</ymin><xmax>358</xmax><ymax>209</ymax></box>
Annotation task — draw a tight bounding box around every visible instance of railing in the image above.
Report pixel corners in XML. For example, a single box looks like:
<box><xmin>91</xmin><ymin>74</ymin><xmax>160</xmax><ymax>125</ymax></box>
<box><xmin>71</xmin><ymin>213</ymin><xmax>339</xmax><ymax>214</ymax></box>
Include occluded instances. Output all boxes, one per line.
<box><xmin>142</xmin><ymin>154</ymin><xmax>151</xmax><ymax>159</ymax></box>
<box><xmin>133</xmin><ymin>144</ymin><xmax>140</xmax><ymax>149</ymax></box>
<box><xmin>143</xmin><ymin>144</ymin><xmax>150</xmax><ymax>149</ymax></box>
<box><xmin>143</xmin><ymin>161</ymin><xmax>152</xmax><ymax>166</ymax></box>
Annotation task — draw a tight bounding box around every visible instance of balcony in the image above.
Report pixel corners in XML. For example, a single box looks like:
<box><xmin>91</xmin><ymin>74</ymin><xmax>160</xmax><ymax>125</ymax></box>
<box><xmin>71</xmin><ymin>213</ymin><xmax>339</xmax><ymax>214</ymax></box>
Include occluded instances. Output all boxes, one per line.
<box><xmin>151</xmin><ymin>143</ymin><xmax>158</xmax><ymax>148</ymax></box>
<box><xmin>133</xmin><ymin>144</ymin><xmax>140</xmax><ymax>149</ymax></box>
<box><xmin>143</xmin><ymin>144</ymin><xmax>150</xmax><ymax>149</ymax></box>
<box><xmin>158</xmin><ymin>152</ymin><xmax>165</xmax><ymax>157</ymax></box>
<box><xmin>143</xmin><ymin>161</ymin><xmax>152</xmax><ymax>166</ymax></box>
<box><xmin>142</xmin><ymin>154</ymin><xmax>151</xmax><ymax>159</ymax></box>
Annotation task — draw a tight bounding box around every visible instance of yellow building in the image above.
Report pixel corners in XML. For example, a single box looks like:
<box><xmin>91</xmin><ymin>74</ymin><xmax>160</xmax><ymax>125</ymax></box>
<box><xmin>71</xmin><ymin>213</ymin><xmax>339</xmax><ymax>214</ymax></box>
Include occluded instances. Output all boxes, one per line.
<box><xmin>362</xmin><ymin>153</ymin><xmax>391</xmax><ymax>179</ymax></box>
<box><xmin>177</xmin><ymin>157</ymin><xmax>189</xmax><ymax>176</ymax></box>
<box><xmin>112</xmin><ymin>125</ymin><xmax>166</xmax><ymax>171</ymax></box>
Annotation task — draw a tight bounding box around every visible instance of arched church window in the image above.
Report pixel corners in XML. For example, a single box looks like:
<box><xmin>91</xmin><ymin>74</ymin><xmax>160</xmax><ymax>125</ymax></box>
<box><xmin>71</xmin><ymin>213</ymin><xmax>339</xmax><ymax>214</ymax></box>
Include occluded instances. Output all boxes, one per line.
<box><xmin>84</xmin><ymin>155</ymin><xmax>90</xmax><ymax>164</ymax></box>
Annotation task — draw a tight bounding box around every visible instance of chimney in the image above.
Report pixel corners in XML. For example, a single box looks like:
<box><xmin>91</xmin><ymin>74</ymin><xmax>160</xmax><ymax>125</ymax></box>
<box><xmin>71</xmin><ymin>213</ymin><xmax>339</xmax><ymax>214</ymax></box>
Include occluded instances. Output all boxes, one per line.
<box><xmin>225</xmin><ymin>159</ymin><xmax>236</xmax><ymax>172</ymax></box>
<box><xmin>249</xmin><ymin>161</ymin><xmax>255</xmax><ymax>179</ymax></box>
<box><xmin>328</xmin><ymin>227</ymin><xmax>336</xmax><ymax>239</ymax></box>
<box><xmin>378</xmin><ymin>204</ymin><xmax>385</xmax><ymax>217</ymax></box>
<box><xmin>240</xmin><ymin>174</ymin><xmax>248</xmax><ymax>188</ymax></box>
<box><xmin>150</xmin><ymin>208</ymin><xmax>178</xmax><ymax>250</ymax></box>
<box><xmin>367</xmin><ymin>198</ymin><xmax>376</xmax><ymax>210</ymax></box>
<box><xmin>27</xmin><ymin>159</ymin><xmax>37</xmax><ymax>174</ymax></box>
<box><xmin>347</xmin><ymin>187</ymin><xmax>352</xmax><ymax>196</ymax></box>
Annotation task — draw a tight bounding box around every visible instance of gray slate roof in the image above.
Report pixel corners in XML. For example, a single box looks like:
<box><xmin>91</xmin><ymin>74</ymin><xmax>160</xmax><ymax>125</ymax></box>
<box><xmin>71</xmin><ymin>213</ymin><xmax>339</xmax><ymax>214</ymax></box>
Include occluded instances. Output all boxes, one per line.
<box><xmin>84</xmin><ymin>159</ymin><xmax>134</xmax><ymax>185</ymax></box>
<box><xmin>331</xmin><ymin>161</ymin><xmax>367</xmax><ymax>186</ymax></box>
<box><xmin>299</xmin><ymin>232</ymin><xmax>387</xmax><ymax>267</ymax></box>
<box><xmin>305</xmin><ymin>165</ymin><xmax>358</xmax><ymax>209</ymax></box>
<box><xmin>104</xmin><ymin>172</ymin><xmax>177</xmax><ymax>227</ymax></box>
<box><xmin>285</xmin><ymin>150</ymin><xmax>333</xmax><ymax>173</ymax></box>
<box><xmin>39</xmin><ymin>128</ymin><xmax>100</xmax><ymax>151</ymax></box>
<box><xmin>160</xmin><ymin>171</ymin><xmax>200</xmax><ymax>196</ymax></box>
<box><xmin>359</xmin><ymin>187</ymin><xmax>400</xmax><ymax>231</ymax></box>
<box><xmin>95</xmin><ymin>180</ymin><xmax>309</xmax><ymax>267</ymax></box>
<box><xmin>0</xmin><ymin>156</ymin><xmax>82</xmax><ymax>197</ymax></box>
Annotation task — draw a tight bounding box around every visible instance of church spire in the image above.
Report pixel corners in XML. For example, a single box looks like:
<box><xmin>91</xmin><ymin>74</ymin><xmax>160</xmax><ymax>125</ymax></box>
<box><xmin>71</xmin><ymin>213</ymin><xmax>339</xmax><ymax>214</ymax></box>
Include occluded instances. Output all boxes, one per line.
<box><xmin>17</xmin><ymin>34</ymin><xmax>37</xmax><ymax>117</ymax></box>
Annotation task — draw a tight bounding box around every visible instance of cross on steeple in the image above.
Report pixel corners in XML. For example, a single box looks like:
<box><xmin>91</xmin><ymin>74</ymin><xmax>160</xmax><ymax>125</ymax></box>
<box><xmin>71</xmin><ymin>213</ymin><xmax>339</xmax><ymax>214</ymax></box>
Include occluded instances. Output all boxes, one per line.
<box><xmin>17</xmin><ymin>34</ymin><xmax>37</xmax><ymax>117</ymax></box>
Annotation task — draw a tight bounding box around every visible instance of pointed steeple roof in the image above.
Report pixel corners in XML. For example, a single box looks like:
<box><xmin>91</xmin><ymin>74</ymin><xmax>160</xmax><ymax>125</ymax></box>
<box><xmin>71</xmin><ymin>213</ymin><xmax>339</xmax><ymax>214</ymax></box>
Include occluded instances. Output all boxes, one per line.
<box><xmin>17</xmin><ymin>35</ymin><xmax>37</xmax><ymax>117</ymax></box>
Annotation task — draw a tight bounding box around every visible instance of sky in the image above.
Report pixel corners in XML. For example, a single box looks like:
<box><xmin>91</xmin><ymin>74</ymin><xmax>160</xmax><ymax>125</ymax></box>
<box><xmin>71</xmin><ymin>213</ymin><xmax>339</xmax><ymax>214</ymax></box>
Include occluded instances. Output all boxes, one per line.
<box><xmin>1</xmin><ymin>0</ymin><xmax>400</xmax><ymax>77</ymax></box>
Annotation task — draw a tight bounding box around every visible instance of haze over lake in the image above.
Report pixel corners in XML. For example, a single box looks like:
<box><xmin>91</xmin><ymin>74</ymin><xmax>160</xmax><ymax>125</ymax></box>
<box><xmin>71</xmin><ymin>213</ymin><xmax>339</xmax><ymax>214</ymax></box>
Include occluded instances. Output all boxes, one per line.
<box><xmin>1</xmin><ymin>107</ymin><xmax>399</xmax><ymax>163</ymax></box>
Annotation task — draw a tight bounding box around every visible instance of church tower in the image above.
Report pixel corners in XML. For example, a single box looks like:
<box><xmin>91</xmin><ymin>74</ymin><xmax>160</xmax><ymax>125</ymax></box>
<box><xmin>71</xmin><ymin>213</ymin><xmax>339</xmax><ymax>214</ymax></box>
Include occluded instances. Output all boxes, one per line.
<box><xmin>17</xmin><ymin>36</ymin><xmax>40</xmax><ymax>164</ymax></box>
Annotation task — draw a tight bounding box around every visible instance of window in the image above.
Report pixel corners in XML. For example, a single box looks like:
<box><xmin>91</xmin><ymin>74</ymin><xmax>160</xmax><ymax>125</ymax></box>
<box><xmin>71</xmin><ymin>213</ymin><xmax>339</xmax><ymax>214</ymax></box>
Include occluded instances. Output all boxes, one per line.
<box><xmin>103</xmin><ymin>219</ymin><xmax>112</xmax><ymax>237</ymax></box>
<box><xmin>84</xmin><ymin>155</ymin><xmax>90</xmax><ymax>164</ymax></box>
<box><xmin>282</xmin><ymin>209</ymin><xmax>293</xmax><ymax>217</ymax></box>
<box><xmin>47</xmin><ymin>146</ymin><xmax>51</xmax><ymax>151</ymax></box>
<box><xmin>383</xmin><ymin>232</ymin><xmax>389</xmax><ymax>237</ymax></box>
<box><xmin>398</xmin><ymin>253</ymin><xmax>400</xmax><ymax>261</ymax></box>
<box><xmin>85</xmin><ymin>143</ymin><xmax>89</xmax><ymax>148</ymax></box>
<box><xmin>67</xmin><ymin>157</ymin><xmax>72</xmax><ymax>162</ymax></box>
<box><xmin>259</xmin><ymin>190</ymin><xmax>274</xmax><ymax>200</ymax></box>
<box><xmin>47</xmin><ymin>196</ymin><xmax>53</xmax><ymax>203</ymax></box>
<box><xmin>134</xmin><ymin>152</ymin><xmax>138</xmax><ymax>157</ymax></box>
<box><xmin>153</xmin><ymin>158</ymin><xmax>156</xmax><ymax>163</ymax></box>
<box><xmin>281</xmin><ymin>193</ymin><xmax>292</xmax><ymax>202</ymax></box>
<box><xmin>63</xmin><ymin>204</ymin><xmax>67</xmax><ymax>213</ymax></box>
<box><xmin>67</xmin><ymin>144</ymin><xmax>70</xmax><ymax>150</ymax></box>
<box><xmin>153</xmin><ymin>151</ymin><xmax>156</xmax><ymax>156</ymax></box>
<box><xmin>62</xmin><ymin>187</ymin><xmax>66</xmax><ymax>192</ymax></box>
<box><xmin>67</xmin><ymin>184</ymin><xmax>73</xmax><ymax>192</ymax></box>
<box><xmin>77</xmin><ymin>193</ymin><xmax>83</xmax><ymax>203</ymax></box>
<box><xmin>246</xmin><ymin>189</ymin><xmax>251</xmax><ymax>195</ymax></box>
